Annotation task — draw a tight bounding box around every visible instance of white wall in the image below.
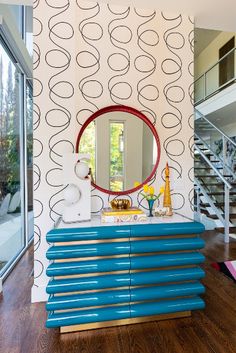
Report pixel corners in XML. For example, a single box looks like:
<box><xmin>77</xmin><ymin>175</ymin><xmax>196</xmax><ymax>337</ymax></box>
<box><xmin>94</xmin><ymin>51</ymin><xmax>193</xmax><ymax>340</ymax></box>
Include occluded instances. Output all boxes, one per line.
<box><xmin>33</xmin><ymin>0</ymin><xmax>194</xmax><ymax>302</ymax></box>
<box><xmin>195</xmin><ymin>32</ymin><xmax>236</xmax><ymax>102</ymax></box>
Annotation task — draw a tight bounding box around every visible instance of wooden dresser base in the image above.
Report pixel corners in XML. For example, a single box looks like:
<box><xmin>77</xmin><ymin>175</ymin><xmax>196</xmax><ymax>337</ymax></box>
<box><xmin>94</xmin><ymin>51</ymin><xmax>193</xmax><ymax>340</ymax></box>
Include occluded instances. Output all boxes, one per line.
<box><xmin>60</xmin><ymin>310</ymin><xmax>191</xmax><ymax>333</ymax></box>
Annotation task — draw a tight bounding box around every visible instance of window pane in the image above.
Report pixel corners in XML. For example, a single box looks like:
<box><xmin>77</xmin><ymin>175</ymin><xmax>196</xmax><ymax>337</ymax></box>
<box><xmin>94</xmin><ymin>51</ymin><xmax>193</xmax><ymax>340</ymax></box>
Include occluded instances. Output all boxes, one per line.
<box><xmin>0</xmin><ymin>42</ymin><xmax>25</xmax><ymax>275</ymax></box>
<box><xmin>9</xmin><ymin>5</ymin><xmax>23</xmax><ymax>38</ymax></box>
<box><xmin>26</xmin><ymin>82</ymin><xmax>33</xmax><ymax>240</ymax></box>
<box><xmin>25</xmin><ymin>6</ymin><xmax>33</xmax><ymax>57</ymax></box>
<box><xmin>110</xmin><ymin>122</ymin><xmax>124</xmax><ymax>192</ymax></box>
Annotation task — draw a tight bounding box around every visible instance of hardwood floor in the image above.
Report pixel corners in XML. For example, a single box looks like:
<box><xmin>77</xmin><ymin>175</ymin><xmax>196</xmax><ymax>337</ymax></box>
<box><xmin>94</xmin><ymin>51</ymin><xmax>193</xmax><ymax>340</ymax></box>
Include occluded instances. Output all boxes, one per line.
<box><xmin>0</xmin><ymin>230</ymin><xmax>236</xmax><ymax>353</ymax></box>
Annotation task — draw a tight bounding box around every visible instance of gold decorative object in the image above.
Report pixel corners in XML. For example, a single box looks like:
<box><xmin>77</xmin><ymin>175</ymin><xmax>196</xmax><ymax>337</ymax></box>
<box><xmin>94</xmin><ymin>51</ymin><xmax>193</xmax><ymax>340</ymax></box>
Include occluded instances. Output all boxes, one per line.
<box><xmin>163</xmin><ymin>162</ymin><xmax>173</xmax><ymax>216</ymax></box>
<box><xmin>110</xmin><ymin>199</ymin><xmax>131</xmax><ymax>210</ymax></box>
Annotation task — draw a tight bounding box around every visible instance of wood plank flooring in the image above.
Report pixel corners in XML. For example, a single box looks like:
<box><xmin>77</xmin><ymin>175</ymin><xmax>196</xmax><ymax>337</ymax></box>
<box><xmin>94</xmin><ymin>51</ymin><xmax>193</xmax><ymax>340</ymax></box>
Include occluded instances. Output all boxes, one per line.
<box><xmin>0</xmin><ymin>230</ymin><xmax>236</xmax><ymax>353</ymax></box>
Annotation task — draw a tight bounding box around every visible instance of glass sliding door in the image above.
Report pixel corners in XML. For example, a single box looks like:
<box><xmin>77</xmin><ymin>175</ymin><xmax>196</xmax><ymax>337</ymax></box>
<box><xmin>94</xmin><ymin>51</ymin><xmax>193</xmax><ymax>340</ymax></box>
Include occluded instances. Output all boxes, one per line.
<box><xmin>26</xmin><ymin>82</ymin><xmax>33</xmax><ymax>240</ymax></box>
<box><xmin>0</xmin><ymin>43</ymin><xmax>25</xmax><ymax>274</ymax></box>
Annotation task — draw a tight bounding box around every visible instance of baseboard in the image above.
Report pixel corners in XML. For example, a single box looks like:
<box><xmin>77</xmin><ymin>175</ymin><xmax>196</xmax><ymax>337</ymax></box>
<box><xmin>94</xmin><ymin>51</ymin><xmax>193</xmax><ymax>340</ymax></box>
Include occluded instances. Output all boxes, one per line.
<box><xmin>31</xmin><ymin>284</ymin><xmax>48</xmax><ymax>303</ymax></box>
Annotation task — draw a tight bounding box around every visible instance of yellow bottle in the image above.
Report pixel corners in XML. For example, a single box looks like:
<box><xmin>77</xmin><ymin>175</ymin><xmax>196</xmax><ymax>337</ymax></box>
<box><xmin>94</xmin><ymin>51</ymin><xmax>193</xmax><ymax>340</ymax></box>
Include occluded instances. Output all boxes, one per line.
<box><xmin>163</xmin><ymin>162</ymin><xmax>173</xmax><ymax>216</ymax></box>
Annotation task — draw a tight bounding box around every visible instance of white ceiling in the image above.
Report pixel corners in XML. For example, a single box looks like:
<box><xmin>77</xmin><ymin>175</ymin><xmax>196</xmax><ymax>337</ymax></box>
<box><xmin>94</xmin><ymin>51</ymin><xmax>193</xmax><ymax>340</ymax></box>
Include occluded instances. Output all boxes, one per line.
<box><xmin>207</xmin><ymin>102</ymin><xmax>236</xmax><ymax>128</ymax></box>
<box><xmin>98</xmin><ymin>0</ymin><xmax>236</xmax><ymax>32</ymax></box>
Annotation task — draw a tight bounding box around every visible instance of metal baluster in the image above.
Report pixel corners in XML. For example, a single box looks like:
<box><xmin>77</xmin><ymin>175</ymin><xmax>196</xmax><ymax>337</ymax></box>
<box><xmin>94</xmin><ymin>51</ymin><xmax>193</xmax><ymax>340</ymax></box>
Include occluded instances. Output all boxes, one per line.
<box><xmin>224</xmin><ymin>184</ymin><xmax>230</xmax><ymax>243</ymax></box>
<box><xmin>196</xmin><ymin>186</ymin><xmax>201</xmax><ymax>222</ymax></box>
<box><xmin>222</xmin><ymin>135</ymin><xmax>227</xmax><ymax>175</ymax></box>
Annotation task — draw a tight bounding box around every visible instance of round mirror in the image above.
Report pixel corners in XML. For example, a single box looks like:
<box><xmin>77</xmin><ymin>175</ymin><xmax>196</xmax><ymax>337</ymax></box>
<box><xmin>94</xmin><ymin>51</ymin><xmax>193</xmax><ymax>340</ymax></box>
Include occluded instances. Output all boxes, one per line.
<box><xmin>76</xmin><ymin>105</ymin><xmax>161</xmax><ymax>195</ymax></box>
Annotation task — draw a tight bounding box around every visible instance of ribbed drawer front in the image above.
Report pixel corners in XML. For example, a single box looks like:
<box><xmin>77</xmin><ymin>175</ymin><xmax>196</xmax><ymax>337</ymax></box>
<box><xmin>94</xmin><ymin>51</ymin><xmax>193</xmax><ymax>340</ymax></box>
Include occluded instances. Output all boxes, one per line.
<box><xmin>46</xmin><ymin>304</ymin><xmax>130</xmax><ymax>328</ymax></box>
<box><xmin>131</xmin><ymin>252</ymin><xmax>205</xmax><ymax>269</ymax></box>
<box><xmin>131</xmin><ymin>267</ymin><xmax>205</xmax><ymax>285</ymax></box>
<box><xmin>46</xmin><ymin>289</ymin><xmax>130</xmax><ymax>311</ymax></box>
<box><xmin>46</xmin><ymin>272</ymin><xmax>130</xmax><ymax>294</ymax></box>
<box><xmin>130</xmin><ymin>296</ymin><xmax>205</xmax><ymax>318</ymax></box>
<box><xmin>46</xmin><ymin>252</ymin><xmax>205</xmax><ymax>277</ymax></box>
<box><xmin>46</xmin><ymin>242</ymin><xmax>130</xmax><ymax>260</ymax></box>
<box><xmin>47</xmin><ymin>225</ymin><xmax>130</xmax><ymax>243</ymax></box>
<box><xmin>46</xmin><ymin>267</ymin><xmax>205</xmax><ymax>294</ymax></box>
<box><xmin>46</xmin><ymin>296</ymin><xmax>205</xmax><ymax>329</ymax></box>
<box><xmin>131</xmin><ymin>237</ymin><xmax>205</xmax><ymax>253</ymax></box>
<box><xmin>46</xmin><ymin>282</ymin><xmax>205</xmax><ymax>311</ymax></box>
<box><xmin>130</xmin><ymin>222</ymin><xmax>205</xmax><ymax>237</ymax></box>
<box><xmin>45</xmin><ymin>221</ymin><xmax>206</xmax><ymax>330</ymax></box>
<box><xmin>46</xmin><ymin>237</ymin><xmax>204</xmax><ymax>260</ymax></box>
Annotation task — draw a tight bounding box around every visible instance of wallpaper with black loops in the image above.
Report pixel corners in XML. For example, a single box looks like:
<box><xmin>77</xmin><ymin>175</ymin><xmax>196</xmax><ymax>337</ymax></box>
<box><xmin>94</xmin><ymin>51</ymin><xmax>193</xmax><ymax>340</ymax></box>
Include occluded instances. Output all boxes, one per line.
<box><xmin>33</xmin><ymin>0</ymin><xmax>194</xmax><ymax>297</ymax></box>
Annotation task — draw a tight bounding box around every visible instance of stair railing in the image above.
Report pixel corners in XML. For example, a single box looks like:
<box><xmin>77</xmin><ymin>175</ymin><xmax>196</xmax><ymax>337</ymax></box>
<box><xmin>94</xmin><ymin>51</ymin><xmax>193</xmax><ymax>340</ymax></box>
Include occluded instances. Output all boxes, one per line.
<box><xmin>195</xmin><ymin>133</ymin><xmax>236</xmax><ymax>179</ymax></box>
<box><xmin>194</xmin><ymin>46</ymin><xmax>236</xmax><ymax>104</ymax></box>
<box><xmin>195</xmin><ymin>108</ymin><xmax>236</xmax><ymax>179</ymax></box>
<box><xmin>194</xmin><ymin>143</ymin><xmax>232</xmax><ymax>243</ymax></box>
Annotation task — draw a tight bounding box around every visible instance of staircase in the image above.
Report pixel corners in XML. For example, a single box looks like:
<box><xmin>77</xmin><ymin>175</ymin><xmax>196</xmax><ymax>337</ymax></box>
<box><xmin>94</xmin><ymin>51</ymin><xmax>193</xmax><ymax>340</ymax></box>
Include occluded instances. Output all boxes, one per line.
<box><xmin>194</xmin><ymin>110</ymin><xmax>236</xmax><ymax>242</ymax></box>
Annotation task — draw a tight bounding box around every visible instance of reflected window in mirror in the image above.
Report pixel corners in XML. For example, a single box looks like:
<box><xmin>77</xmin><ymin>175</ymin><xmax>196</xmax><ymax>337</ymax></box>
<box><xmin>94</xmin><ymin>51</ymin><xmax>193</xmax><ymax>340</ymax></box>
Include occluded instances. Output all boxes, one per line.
<box><xmin>79</xmin><ymin>120</ymin><xmax>96</xmax><ymax>180</ymax></box>
<box><xmin>110</xmin><ymin>121</ymin><xmax>125</xmax><ymax>192</ymax></box>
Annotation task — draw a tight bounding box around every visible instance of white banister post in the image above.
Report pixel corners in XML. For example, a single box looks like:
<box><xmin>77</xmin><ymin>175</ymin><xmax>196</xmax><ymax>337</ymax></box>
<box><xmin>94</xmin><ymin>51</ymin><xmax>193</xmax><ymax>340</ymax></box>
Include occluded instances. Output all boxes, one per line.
<box><xmin>224</xmin><ymin>184</ymin><xmax>230</xmax><ymax>243</ymax></box>
<box><xmin>222</xmin><ymin>135</ymin><xmax>227</xmax><ymax>174</ymax></box>
<box><xmin>196</xmin><ymin>186</ymin><xmax>201</xmax><ymax>221</ymax></box>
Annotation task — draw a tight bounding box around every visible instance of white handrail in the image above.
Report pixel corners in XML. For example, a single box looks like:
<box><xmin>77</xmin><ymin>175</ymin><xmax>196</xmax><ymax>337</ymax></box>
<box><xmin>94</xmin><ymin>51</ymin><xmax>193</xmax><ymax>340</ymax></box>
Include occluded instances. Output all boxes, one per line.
<box><xmin>195</xmin><ymin>47</ymin><xmax>236</xmax><ymax>83</ymax></box>
<box><xmin>194</xmin><ymin>47</ymin><xmax>236</xmax><ymax>104</ymax></box>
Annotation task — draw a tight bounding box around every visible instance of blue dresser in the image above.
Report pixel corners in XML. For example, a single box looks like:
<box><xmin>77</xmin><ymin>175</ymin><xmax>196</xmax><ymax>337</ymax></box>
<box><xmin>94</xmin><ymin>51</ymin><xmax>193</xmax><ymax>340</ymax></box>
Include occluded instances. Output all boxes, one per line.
<box><xmin>45</xmin><ymin>216</ymin><xmax>206</xmax><ymax>333</ymax></box>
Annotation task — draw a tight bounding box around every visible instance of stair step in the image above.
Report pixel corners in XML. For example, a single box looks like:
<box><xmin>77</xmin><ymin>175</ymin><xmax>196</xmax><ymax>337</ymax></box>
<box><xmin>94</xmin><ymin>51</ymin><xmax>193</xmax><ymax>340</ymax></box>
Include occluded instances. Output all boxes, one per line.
<box><xmin>46</xmin><ymin>296</ymin><xmax>205</xmax><ymax>328</ymax></box>
<box><xmin>196</xmin><ymin>174</ymin><xmax>232</xmax><ymax>178</ymax></box>
<box><xmin>200</xmin><ymin>201</ymin><xmax>236</xmax><ymax>207</ymax></box>
<box><xmin>206</xmin><ymin>214</ymin><xmax>218</xmax><ymax>220</ymax></box>
<box><xmin>46</xmin><ymin>267</ymin><xmax>205</xmax><ymax>294</ymax></box>
<box><xmin>204</xmin><ymin>191</ymin><xmax>236</xmax><ymax>196</ymax></box>
<box><xmin>198</xmin><ymin>209</ymin><xmax>236</xmax><ymax>223</ymax></box>
<box><xmin>229</xmin><ymin>214</ymin><xmax>236</xmax><ymax>219</ymax></box>
<box><xmin>194</xmin><ymin>167</ymin><xmax>223</xmax><ymax>170</ymax></box>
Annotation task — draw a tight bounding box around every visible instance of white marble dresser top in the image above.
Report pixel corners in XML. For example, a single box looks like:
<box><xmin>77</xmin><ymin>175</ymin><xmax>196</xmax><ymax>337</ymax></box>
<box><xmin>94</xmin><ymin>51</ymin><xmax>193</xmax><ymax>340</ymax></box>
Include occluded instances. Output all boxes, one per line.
<box><xmin>56</xmin><ymin>213</ymin><xmax>193</xmax><ymax>229</ymax></box>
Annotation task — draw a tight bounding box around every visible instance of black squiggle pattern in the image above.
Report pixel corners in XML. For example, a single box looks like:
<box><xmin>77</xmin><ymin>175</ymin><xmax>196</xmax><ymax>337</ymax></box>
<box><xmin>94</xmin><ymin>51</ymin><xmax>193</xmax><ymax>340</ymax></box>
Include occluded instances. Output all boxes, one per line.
<box><xmin>187</xmin><ymin>18</ymin><xmax>195</xmax><ymax>190</ymax></box>
<box><xmin>33</xmin><ymin>164</ymin><xmax>41</xmax><ymax>191</ymax></box>
<box><xmin>45</xmin><ymin>0</ymin><xmax>74</xmax><ymax>222</ymax></box>
<box><xmin>107</xmin><ymin>5</ymin><xmax>132</xmax><ymax>104</ymax></box>
<box><xmin>162</xmin><ymin>13</ymin><xmax>184</xmax><ymax>182</ymax></box>
<box><xmin>135</xmin><ymin>9</ymin><xmax>158</xmax><ymax>125</ymax></box>
<box><xmin>77</xmin><ymin>2</ymin><xmax>102</xmax><ymax>112</ymax></box>
<box><xmin>33</xmin><ymin>102</ymin><xmax>41</xmax><ymax>130</ymax></box>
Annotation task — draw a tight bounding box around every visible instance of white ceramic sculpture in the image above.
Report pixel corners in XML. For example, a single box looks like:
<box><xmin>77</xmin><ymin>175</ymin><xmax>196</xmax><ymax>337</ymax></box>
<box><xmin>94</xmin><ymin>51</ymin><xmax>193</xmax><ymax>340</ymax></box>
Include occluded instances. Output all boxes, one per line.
<box><xmin>62</xmin><ymin>153</ymin><xmax>91</xmax><ymax>223</ymax></box>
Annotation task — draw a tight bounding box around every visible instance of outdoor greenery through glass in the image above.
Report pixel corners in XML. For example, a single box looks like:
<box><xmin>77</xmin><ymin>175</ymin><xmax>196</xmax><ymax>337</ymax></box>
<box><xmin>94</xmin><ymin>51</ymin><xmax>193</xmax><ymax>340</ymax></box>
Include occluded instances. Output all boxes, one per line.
<box><xmin>110</xmin><ymin>122</ymin><xmax>124</xmax><ymax>192</ymax></box>
<box><xmin>0</xmin><ymin>41</ymin><xmax>24</xmax><ymax>273</ymax></box>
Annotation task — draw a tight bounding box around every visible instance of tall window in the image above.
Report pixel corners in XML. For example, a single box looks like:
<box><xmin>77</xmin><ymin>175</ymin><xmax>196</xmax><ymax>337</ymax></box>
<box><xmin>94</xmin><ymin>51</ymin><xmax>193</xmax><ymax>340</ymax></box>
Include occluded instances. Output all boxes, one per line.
<box><xmin>0</xmin><ymin>42</ymin><xmax>24</xmax><ymax>274</ymax></box>
<box><xmin>0</xmin><ymin>4</ymin><xmax>33</xmax><ymax>279</ymax></box>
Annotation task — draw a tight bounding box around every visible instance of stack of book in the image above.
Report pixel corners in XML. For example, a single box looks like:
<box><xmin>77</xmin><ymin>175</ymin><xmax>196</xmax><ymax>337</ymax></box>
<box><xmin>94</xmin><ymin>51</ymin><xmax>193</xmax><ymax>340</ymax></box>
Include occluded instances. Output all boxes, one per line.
<box><xmin>101</xmin><ymin>207</ymin><xmax>147</xmax><ymax>223</ymax></box>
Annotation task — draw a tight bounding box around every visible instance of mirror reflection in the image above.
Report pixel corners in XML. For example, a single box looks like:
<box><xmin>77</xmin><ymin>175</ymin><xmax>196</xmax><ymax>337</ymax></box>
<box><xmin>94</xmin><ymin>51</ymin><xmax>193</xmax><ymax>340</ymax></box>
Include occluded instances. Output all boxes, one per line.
<box><xmin>79</xmin><ymin>111</ymin><xmax>157</xmax><ymax>192</ymax></box>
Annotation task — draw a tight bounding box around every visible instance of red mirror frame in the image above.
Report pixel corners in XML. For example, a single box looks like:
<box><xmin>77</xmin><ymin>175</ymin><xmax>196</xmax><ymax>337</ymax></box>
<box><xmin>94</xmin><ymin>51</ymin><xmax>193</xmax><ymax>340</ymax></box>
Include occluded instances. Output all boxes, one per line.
<box><xmin>76</xmin><ymin>105</ymin><xmax>161</xmax><ymax>196</ymax></box>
